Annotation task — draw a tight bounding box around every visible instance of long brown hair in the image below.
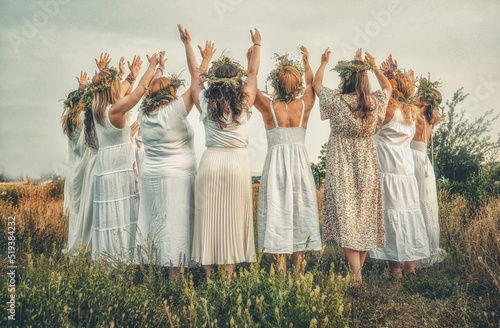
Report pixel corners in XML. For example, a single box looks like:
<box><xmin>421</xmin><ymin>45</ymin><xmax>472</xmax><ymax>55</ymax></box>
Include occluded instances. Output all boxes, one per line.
<box><xmin>340</xmin><ymin>60</ymin><xmax>372</xmax><ymax>121</ymax></box>
<box><xmin>204</xmin><ymin>64</ymin><xmax>248</xmax><ymax>129</ymax></box>
<box><xmin>91</xmin><ymin>69</ymin><xmax>121</xmax><ymax>126</ymax></box>
<box><xmin>62</xmin><ymin>90</ymin><xmax>82</xmax><ymax>140</ymax></box>
<box><xmin>422</xmin><ymin>90</ymin><xmax>442</xmax><ymax>125</ymax></box>
<box><xmin>387</xmin><ymin>73</ymin><xmax>419</xmax><ymax>125</ymax></box>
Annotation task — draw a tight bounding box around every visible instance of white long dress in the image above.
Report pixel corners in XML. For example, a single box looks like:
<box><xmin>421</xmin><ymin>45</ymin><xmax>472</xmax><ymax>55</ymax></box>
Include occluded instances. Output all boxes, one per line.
<box><xmin>257</xmin><ymin>100</ymin><xmax>322</xmax><ymax>254</ymax></box>
<box><xmin>136</xmin><ymin>98</ymin><xmax>196</xmax><ymax>266</ymax></box>
<box><xmin>369</xmin><ymin>108</ymin><xmax>430</xmax><ymax>262</ymax></box>
<box><xmin>63</xmin><ymin>112</ymin><xmax>87</xmax><ymax>254</ymax></box>
<box><xmin>411</xmin><ymin>119</ymin><xmax>446</xmax><ymax>268</ymax></box>
<box><xmin>191</xmin><ymin>90</ymin><xmax>256</xmax><ymax>265</ymax></box>
<box><xmin>92</xmin><ymin>105</ymin><xmax>138</xmax><ymax>262</ymax></box>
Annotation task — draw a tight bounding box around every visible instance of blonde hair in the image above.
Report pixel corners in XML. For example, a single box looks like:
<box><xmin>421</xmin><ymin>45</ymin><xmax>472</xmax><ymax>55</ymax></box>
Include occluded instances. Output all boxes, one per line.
<box><xmin>277</xmin><ymin>66</ymin><xmax>302</xmax><ymax>95</ymax></box>
<box><xmin>388</xmin><ymin>73</ymin><xmax>419</xmax><ymax>125</ymax></box>
<box><xmin>91</xmin><ymin>70</ymin><xmax>121</xmax><ymax>126</ymax></box>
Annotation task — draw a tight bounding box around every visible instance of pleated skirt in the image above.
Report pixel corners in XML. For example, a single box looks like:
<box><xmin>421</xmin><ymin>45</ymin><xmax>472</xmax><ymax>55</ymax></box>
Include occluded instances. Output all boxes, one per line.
<box><xmin>191</xmin><ymin>147</ymin><xmax>256</xmax><ymax>265</ymax></box>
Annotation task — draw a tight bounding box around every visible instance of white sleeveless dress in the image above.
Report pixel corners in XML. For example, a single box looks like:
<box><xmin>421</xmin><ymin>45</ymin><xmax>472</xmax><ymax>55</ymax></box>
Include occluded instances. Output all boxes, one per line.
<box><xmin>411</xmin><ymin>118</ymin><xmax>446</xmax><ymax>268</ymax></box>
<box><xmin>92</xmin><ymin>105</ymin><xmax>138</xmax><ymax>262</ymax></box>
<box><xmin>136</xmin><ymin>98</ymin><xmax>196</xmax><ymax>266</ymax></box>
<box><xmin>191</xmin><ymin>90</ymin><xmax>256</xmax><ymax>265</ymax></box>
<box><xmin>257</xmin><ymin>100</ymin><xmax>322</xmax><ymax>254</ymax></box>
<box><xmin>369</xmin><ymin>108</ymin><xmax>430</xmax><ymax>262</ymax></box>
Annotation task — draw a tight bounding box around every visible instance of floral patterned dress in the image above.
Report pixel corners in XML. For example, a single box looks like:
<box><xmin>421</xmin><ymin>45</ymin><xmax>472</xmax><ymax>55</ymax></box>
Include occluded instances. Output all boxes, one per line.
<box><xmin>319</xmin><ymin>86</ymin><xmax>390</xmax><ymax>251</ymax></box>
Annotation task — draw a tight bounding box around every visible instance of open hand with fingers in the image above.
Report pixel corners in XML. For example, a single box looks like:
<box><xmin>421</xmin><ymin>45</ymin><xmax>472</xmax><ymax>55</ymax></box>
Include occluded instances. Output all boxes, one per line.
<box><xmin>76</xmin><ymin>71</ymin><xmax>88</xmax><ymax>86</ymax></box>
<box><xmin>146</xmin><ymin>53</ymin><xmax>160</xmax><ymax>67</ymax></box>
<box><xmin>300</xmin><ymin>46</ymin><xmax>309</xmax><ymax>64</ymax></box>
<box><xmin>354</xmin><ymin>48</ymin><xmax>363</xmax><ymax>61</ymax></box>
<box><xmin>364</xmin><ymin>52</ymin><xmax>376</xmax><ymax>66</ymax></box>
<box><xmin>198</xmin><ymin>41</ymin><xmax>216</xmax><ymax>62</ymax></box>
<box><xmin>250</xmin><ymin>28</ymin><xmax>261</xmax><ymax>45</ymax></box>
<box><xmin>178</xmin><ymin>24</ymin><xmax>191</xmax><ymax>45</ymax></box>
<box><xmin>95</xmin><ymin>52</ymin><xmax>111</xmax><ymax>70</ymax></box>
<box><xmin>321</xmin><ymin>47</ymin><xmax>331</xmax><ymax>65</ymax></box>
<box><xmin>128</xmin><ymin>56</ymin><xmax>142</xmax><ymax>78</ymax></box>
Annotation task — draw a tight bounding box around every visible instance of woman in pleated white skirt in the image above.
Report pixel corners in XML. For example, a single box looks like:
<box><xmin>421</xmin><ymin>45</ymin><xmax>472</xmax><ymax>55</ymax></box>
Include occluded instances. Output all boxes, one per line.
<box><xmin>179</xmin><ymin>25</ymin><xmax>261</xmax><ymax>278</ymax></box>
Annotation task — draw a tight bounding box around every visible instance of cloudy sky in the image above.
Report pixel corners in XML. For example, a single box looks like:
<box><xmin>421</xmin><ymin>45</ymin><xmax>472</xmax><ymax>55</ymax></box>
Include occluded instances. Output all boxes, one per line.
<box><xmin>1</xmin><ymin>0</ymin><xmax>499</xmax><ymax>178</ymax></box>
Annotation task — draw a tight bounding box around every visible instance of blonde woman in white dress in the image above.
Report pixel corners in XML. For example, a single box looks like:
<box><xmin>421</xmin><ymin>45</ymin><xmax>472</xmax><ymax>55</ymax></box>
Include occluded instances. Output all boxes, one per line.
<box><xmin>369</xmin><ymin>57</ymin><xmax>430</xmax><ymax>276</ymax></box>
<box><xmin>180</xmin><ymin>25</ymin><xmax>261</xmax><ymax>278</ymax></box>
<box><xmin>88</xmin><ymin>52</ymin><xmax>159</xmax><ymax>262</ymax></box>
<box><xmin>412</xmin><ymin>78</ymin><xmax>446</xmax><ymax>268</ymax></box>
<box><xmin>254</xmin><ymin>47</ymin><xmax>321</xmax><ymax>275</ymax></box>
<box><xmin>136</xmin><ymin>45</ymin><xmax>215</xmax><ymax>270</ymax></box>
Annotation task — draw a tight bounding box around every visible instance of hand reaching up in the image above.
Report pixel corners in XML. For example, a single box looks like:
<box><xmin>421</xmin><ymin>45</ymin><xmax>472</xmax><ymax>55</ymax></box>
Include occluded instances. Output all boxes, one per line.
<box><xmin>321</xmin><ymin>47</ymin><xmax>331</xmax><ymax>65</ymax></box>
<box><xmin>76</xmin><ymin>71</ymin><xmax>88</xmax><ymax>86</ymax></box>
<box><xmin>95</xmin><ymin>52</ymin><xmax>111</xmax><ymax>70</ymax></box>
<box><xmin>364</xmin><ymin>52</ymin><xmax>376</xmax><ymax>66</ymax></box>
<box><xmin>178</xmin><ymin>24</ymin><xmax>191</xmax><ymax>44</ymax></box>
<box><xmin>354</xmin><ymin>48</ymin><xmax>363</xmax><ymax>61</ymax></box>
<box><xmin>250</xmin><ymin>28</ymin><xmax>261</xmax><ymax>45</ymax></box>
<box><xmin>146</xmin><ymin>53</ymin><xmax>159</xmax><ymax>67</ymax></box>
<box><xmin>128</xmin><ymin>56</ymin><xmax>142</xmax><ymax>78</ymax></box>
<box><xmin>300</xmin><ymin>46</ymin><xmax>309</xmax><ymax>65</ymax></box>
<box><xmin>198</xmin><ymin>41</ymin><xmax>216</xmax><ymax>62</ymax></box>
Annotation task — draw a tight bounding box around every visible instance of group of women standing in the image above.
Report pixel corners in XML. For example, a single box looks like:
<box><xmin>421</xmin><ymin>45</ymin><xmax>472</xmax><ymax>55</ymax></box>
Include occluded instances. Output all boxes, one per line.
<box><xmin>61</xmin><ymin>25</ymin><xmax>445</xmax><ymax>283</ymax></box>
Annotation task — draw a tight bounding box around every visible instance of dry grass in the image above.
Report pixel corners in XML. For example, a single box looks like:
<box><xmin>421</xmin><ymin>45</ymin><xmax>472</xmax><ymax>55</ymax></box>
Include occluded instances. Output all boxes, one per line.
<box><xmin>0</xmin><ymin>182</ymin><xmax>499</xmax><ymax>326</ymax></box>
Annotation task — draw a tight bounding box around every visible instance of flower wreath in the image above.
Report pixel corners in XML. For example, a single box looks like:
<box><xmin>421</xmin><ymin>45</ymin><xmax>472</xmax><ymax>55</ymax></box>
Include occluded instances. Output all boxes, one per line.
<box><xmin>79</xmin><ymin>86</ymin><xmax>94</xmax><ymax>113</ymax></box>
<box><xmin>140</xmin><ymin>73</ymin><xmax>187</xmax><ymax>114</ymax></box>
<box><xmin>331</xmin><ymin>59</ymin><xmax>375</xmax><ymax>81</ymax></box>
<box><xmin>416</xmin><ymin>78</ymin><xmax>442</xmax><ymax>110</ymax></box>
<box><xmin>383</xmin><ymin>67</ymin><xmax>416</xmax><ymax>104</ymax></box>
<box><xmin>266</xmin><ymin>53</ymin><xmax>305</xmax><ymax>104</ymax></box>
<box><xmin>63</xmin><ymin>84</ymin><xmax>86</xmax><ymax>111</ymax></box>
<box><xmin>202</xmin><ymin>56</ymin><xmax>247</xmax><ymax>88</ymax></box>
<box><xmin>89</xmin><ymin>67</ymin><xmax>120</xmax><ymax>93</ymax></box>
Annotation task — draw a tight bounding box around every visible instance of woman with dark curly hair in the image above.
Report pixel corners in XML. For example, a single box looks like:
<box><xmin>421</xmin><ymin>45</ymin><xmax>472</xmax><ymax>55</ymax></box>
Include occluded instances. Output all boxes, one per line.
<box><xmin>180</xmin><ymin>24</ymin><xmax>261</xmax><ymax>279</ymax></box>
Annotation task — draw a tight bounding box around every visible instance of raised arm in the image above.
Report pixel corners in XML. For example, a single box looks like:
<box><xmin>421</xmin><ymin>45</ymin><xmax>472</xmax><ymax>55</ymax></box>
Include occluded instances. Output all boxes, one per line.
<box><xmin>243</xmin><ymin>28</ymin><xmax>261</xmax><ymax>107</ymax></box>
<box><xmin>312</xmin><ymin>47</ymin><xmax>331</xmax><ymax>96</ymax></box>
<box><xmin>365</xmin><ymin>52</ymin><xmax>392</xmax><ymax>93</ymax></box>
<box><xmin>300</xmin><ymin>46</ymin><xmax>315</xmax><ymax>109</ymax></box>
<box><xmin>110</xmin><ymin>53</ymin><xmax>159</xmax><ymax>117</ymax></box>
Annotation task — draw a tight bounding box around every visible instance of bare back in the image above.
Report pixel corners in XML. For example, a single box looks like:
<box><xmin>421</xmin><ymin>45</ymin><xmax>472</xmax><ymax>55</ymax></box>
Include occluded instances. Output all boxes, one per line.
<box><xmin>254</xmin><ymin>92</ymin><xmax>313</xmax><ymax>130</ymax></box>
<box><xmin>413</xmin><ymin>114</ymin><xmax>433</xmax><ymax>143</ymax></box>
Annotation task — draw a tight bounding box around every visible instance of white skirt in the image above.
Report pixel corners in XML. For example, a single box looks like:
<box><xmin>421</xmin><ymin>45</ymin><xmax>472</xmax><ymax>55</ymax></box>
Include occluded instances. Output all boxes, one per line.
<box><xmin>136</xmin><ymin>174</ymin><xmax>195</xmax><ymax>266</ymax></box>
<box><xmin>192</xmin><ymin>147</ymin><xmax>256</xmax><ymax>265</ymax></box>
<box><xmin>411</xmin><ymin>141</ymin><xmax>446</xmax><ymax>268</ymax></box>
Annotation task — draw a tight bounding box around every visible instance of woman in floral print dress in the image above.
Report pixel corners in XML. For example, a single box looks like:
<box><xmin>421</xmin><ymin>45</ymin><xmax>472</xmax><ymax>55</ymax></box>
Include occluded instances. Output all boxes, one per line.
<box><xmin>313</xmin><ymin>48</ymin><xmax>392</xmax><ymax>284</ymax></box>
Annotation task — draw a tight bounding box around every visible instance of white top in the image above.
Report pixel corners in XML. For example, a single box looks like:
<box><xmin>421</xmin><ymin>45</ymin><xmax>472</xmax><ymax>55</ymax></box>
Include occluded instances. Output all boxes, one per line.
<box><xmin>139</xmin><ymin>97</ymin><xmax>196</xmax><ymax>177</ymax></box>
<box><xmin>199</xmin><ymin>89</ymin><xmax>252</xmax><ymax>148</ymax></box>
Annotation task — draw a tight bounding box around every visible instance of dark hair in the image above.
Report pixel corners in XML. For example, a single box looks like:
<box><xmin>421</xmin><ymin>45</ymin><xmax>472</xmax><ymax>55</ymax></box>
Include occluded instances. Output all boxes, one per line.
<box><xmin>84</xmin><ymin>101</ymin><xmax>98</xmax><ymax>149</ymax></box>
<box><xmin>204</xmin><ymin>64</ymin><xmax>248</xmax><ymax>129</ymax></box>
<box><xmin>340</xmin><ymin>60</ymin><xmax>372</xmax><ymax>121</ymax></box>
<box><xmin>62</xmin><ymin>90</ymin><xmax>82</xmax><ymax>140</ymax></box>
<box><xmin>422</xmin><ymin>90</ymin><xmax>442</xmax><ymax>125</ymax></box>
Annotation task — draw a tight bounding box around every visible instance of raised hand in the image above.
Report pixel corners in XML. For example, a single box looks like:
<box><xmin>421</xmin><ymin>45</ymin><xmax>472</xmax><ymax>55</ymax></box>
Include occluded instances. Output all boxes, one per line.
<box><xmin>76</xmin><ymin>71</ymin><xmax>88</xmax><ymax>85</ymax></box>
<box><xmin>380</xmin><ymin>60</ymin><xmax>389</xmax><ymax>72</ymax></box>
<box><xmin>364</xmin><ymin>52</ymin><xmax>376</xmax><ymax>66</ymax></box>
<box><xmin>387</xmin><ymin>54</ymin><xmax>398</xmax><ymax>69</ymax></box>
<box><xmin>95</xmin><ymin>52</ymin><xmax>111</xmax><ymax>70</ymax></box>
<box><xmin>158</xmin><ymin>51</ymin><xmax>167</xmax><ymax>69</ymax></box>
<box><xmin>354</xmin><ymin>48</ymin><xmax>363</xmax><ymax>61</ymax></box>
<box><xmin>250</xmin><ymin>28</ymin><xmax>261</xmax><ymax>45</ymax></box>
<box><xmin>177</xmin><ymin>24</ymin><xmax>191</xmax><ymax>44</ymax></box>
<box><xmin>321</xmin><ymin>47</ymin><xmax>331</xmax><ymax>65</ymax></box>
<box><xmin>406</xmin><ymin>69</ymin><xmax>416</xmax><ymax>84</ymax></box>
<box><xmin>128</xmin><ymin>56</ymin><xmax>142</xmax><ymax>77</ymax></box>
<box><xmin>119</xmin><ymin>57</ymin><xmax>125</xmax><ymax>77</ymax></box>
<box><xmin>300</xmin><ymin>46</ymin><xmax>309</xmax><ymax>64</ymax></box>
<box><xmin>198</xmin><ymin>41</ymin><xmax>217</xmax><ymax>62</ymax></box>
<box><xmin>146</xmin><ymin>53</ymin><xmax>160</xmax><ymax>66</ymax></box>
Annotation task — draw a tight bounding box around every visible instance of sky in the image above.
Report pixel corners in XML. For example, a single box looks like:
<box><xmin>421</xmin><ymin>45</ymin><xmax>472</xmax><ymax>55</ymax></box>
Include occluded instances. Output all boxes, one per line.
<box><xmin>0</xmin><ymin>0</ymin><xmax>499</xmax><ymax>178</ymax></box>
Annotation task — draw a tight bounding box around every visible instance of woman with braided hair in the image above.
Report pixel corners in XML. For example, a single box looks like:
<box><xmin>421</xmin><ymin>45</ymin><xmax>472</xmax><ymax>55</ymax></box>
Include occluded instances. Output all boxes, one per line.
<box><xmin>183</xmin><ymin>24</ymin><xmax>261</xmax><ymax>279</ymax></box>
<box><xmin>369</xmin><ymin>55</ymin><xmax>430</xmax><ymax>277</ymax></box>
<box><xmin>253</xmin><ymin>47</ymin><xmax>321</xmax><ymax>275</ymax></box>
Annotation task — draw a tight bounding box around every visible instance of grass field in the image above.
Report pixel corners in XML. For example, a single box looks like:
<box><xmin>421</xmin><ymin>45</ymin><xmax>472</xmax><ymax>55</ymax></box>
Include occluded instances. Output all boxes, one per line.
<box><xmin>1</xmin><ymin>181</ymin><xmax>499</xmax><ymax>327</ymax></box>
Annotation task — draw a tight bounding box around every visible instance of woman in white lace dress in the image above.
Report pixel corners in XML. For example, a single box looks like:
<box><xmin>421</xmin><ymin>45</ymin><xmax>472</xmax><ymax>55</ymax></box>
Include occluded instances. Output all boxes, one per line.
<box><xmin>87</xmin><ymin>52</ymin><xmax>159</xmax><ymax>262</ymax></box>
<box><xmin>254</xmin><ymin>47</ymin><xmax>321</xmax><ymax>275</ymax></box>
<box><xmin>412</xmin><ymin>79</ymin><xmax>446</xmax><ymax>268</ymax></box>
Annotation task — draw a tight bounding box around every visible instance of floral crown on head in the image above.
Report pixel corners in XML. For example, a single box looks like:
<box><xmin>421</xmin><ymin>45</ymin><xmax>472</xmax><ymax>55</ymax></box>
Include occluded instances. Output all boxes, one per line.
<box><xmin>90</xmin><ymin>67</ymin><xmax>120</xmax><ymax>93</ymax></box>
<box><xmin>266</xmin><ymin>53</ymin><xmax>305</xmax><ymax>104</ymax></box>
<box><xmin>79</xmin><ymin>86</ymin><xmax>94</xmax><ymax>112</ymax></box>
<box><xmin>331</xmin><ymin>59</ymin><xmax>375</xmax><ymax>80</ymax></box>
<box><xmin>417</xmin><ymin>78</ymin><xmax>442</xmax><ymax>110</ymax></box>
<box><xmin>382</xmin><ymin>66</ymin><xmax>416</xmax><ymax>104</ymax></box>
<box><xmin>140</xmin><ymin>73</ymin><xmax>187</xmax><ymax>114</ymax></box>
<box><xmin>63</xmin><ymin>84</ymin><xmax>86</xmax><ymax>111</ymax></box>
<box><xmin>202</xmin><ymin>56</ymin><xmax>247</xmax><ymax>88</ymax></box>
